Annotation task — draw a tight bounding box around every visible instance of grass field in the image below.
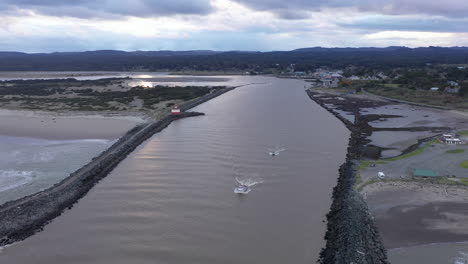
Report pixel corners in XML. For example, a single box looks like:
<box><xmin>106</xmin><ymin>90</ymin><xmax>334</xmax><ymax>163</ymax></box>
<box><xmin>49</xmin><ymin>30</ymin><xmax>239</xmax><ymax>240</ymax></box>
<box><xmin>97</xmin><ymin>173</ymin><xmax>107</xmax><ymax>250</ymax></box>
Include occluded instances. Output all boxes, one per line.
<box><xmin>365</xmin><ymin>84</ymin><xmax>468</xmax><ymax>109</ymax></box>
<box><xmin>446</xmin><ymin>149</ymin><xmax>465</xmax><ymax>154</ymax></box>
<box><xmin>460</xmin><ymin>160</ymin><xmax>468</xmax><ymax>168</ymax></box>
<box><xmin>383</xmin><ymin>139</ymin><xmax>439</xmax><ymax>162</ymax></box>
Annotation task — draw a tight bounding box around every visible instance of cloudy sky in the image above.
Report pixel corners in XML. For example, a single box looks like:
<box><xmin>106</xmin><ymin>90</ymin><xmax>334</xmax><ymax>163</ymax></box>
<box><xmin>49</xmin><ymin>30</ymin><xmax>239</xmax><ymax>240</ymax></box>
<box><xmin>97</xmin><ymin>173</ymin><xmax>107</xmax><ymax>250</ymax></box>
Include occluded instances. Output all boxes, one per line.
<box><xmin>1</xmin><ymin>0</ymin><xmax>468</xmax><ymax>52</ymax></box>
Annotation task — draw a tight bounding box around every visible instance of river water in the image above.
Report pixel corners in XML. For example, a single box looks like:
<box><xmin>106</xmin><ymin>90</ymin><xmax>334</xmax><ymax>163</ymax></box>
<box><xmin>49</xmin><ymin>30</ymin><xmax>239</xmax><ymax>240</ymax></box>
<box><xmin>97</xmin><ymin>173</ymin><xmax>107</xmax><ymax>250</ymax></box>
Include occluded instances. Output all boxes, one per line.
<box><xmin>0</xmin><ymin>76</ymin><xmax>349</xmax><ymax>264</ymax></box>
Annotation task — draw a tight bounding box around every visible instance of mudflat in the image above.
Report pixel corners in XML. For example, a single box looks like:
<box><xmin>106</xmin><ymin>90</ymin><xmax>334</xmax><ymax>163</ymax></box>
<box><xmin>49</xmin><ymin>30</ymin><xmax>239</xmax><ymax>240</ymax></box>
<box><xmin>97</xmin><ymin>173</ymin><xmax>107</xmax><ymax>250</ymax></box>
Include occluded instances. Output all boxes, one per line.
<box><xmin>0</xmin><ymin>109</ymin><xmax>145</xmax><ymax>140</ymax></box>
<box><xmin>363</xmin><ymin>181</ymin><xmax>468</xmax><ymax>248</ymax></box>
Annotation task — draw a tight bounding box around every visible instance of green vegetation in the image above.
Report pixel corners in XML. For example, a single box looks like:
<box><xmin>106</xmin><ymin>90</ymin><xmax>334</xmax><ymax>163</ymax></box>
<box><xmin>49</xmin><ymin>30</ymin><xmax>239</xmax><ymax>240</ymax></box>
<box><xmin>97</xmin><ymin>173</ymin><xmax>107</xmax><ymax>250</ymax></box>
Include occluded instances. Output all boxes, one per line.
<box><xmin>446</xmin><ymin>149</ymin><xmax>465</xmax><ymax>154</ymax></box>
<box><xmin>358</xmin><ymin>177</ymin><xmax>468</xmax><ymax>191</ymax></box>
<box><xmin>0</xmin><ymin>78</ymin><xmax>219</xmax><ymax>112</ymax></box>
<box><xmin>356</xmin><ymin>179</ymin><xmax>400</xmax><ymax>192</ymax></box>
<box><xmin>78</xmin><ymin>85</ymin><xmax>214</xmax><ymax>108</ymax></box>
<box><xmin>365</xmin><ymin>85</ymin><xmax>468</xmax><ymax>109</ymax></box>
<box><xmin>458</xmin><ymin>130</ymin><xmax>468</xmax><ymax>136</ymax></box>
<box><xmin>459</xmin><ymin>160</ymin><xmax>468</xmax><ymax>168</ymax></box>
<box><xmin>355</xmin><ymin>161</ymin><xmax>390</xmax><ymax>189</ymax></box>
<box><xmin>355</xmin><ymin>173</ymin><xmax>364</xmax><ymax>187</ymax></box>
<box><xmin>6</xmin><ymin>47</ymin><xmax>468</xmax><ymax>72</ymax></box>
<box><xmin>0</xmin><ymin>78</ymin><xmax>127</xmax><ymax>96</ymax></box>
<box><xmin>358</xmin><ymin>160</ymin><xmax>388</xmax><ymax>170</ymax></box>
<box><xmin>355</xmin><ymin>139</ymin><xmax>440</xmax><ymax>190</ymax></box>
<box><xmin>383</xmin><ymin>139</ymin><xmax>439</xmax><ymax>162</ymax></box>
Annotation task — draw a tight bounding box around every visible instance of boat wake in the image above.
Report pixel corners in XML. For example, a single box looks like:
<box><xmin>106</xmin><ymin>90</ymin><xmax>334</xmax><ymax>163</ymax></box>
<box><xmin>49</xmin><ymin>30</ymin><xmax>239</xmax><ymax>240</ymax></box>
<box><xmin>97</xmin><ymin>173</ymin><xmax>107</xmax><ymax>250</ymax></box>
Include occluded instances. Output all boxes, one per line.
<box><xmin>235</xmin><ymin>177</ymin><xmax>263</xmax><ymax>188</ymax></box>
<box><xmin>268</xmin><ymin>147</ymin><xmax>286</xmax><ymax>156</ymax></box>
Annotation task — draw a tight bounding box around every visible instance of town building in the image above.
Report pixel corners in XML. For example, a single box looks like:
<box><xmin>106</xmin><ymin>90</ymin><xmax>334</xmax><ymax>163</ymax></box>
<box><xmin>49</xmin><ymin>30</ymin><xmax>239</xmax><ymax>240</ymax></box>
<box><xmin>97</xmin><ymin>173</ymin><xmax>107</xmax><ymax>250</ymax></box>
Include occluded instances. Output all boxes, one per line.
<box><xmin>441</xmin><ymin>133</ymin><xmax>463</xmax><ymax>144</ymax></box>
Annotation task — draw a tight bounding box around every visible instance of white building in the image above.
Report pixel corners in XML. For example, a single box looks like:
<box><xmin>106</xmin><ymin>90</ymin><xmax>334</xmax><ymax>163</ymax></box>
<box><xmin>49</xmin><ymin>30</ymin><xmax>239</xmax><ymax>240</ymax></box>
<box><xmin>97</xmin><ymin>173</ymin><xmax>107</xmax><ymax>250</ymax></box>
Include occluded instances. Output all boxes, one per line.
<box><xmin>442</xmin><ymin>133</ymin><xmax>463</xmax><ymax>144</ymax></box>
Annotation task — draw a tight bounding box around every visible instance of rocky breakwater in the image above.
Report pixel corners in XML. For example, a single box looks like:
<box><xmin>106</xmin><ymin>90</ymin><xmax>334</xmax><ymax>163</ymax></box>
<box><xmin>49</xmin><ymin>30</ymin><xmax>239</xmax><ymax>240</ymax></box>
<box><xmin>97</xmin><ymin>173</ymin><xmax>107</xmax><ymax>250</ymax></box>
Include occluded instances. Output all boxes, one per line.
<box><xmin>307</xmin><ymin>90</ymin><xmax>389</xmax><ymax>264</ymax></box>
<box><xmin>0</xmin><ymin>87</ymin><xmax>233</xmax><ymax>247</ymax></box>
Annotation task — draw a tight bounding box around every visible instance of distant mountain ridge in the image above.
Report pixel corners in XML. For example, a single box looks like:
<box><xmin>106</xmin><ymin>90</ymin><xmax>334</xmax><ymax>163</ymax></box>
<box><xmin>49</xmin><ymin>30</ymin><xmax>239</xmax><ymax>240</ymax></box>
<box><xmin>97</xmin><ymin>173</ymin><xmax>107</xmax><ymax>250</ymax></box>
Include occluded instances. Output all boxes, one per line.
<box><xmin>291</xmin><ymin>46</ymin><xmax>468</xmax><ymax>52</ymax></box>
<box><xmin>1</xmin><ymin>47</ymin><xmax>468</xmax><ymax>71</ymax></box>
<box><xmin>0</xmin><ymin>50</ymin><xmax>222</xmax><ymax>57</ymax></box>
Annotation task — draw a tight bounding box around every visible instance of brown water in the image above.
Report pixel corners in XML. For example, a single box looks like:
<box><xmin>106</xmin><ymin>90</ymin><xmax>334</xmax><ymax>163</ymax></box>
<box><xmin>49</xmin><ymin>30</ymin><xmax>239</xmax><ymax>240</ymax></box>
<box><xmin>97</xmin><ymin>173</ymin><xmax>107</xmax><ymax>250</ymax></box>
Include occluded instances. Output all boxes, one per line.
<box><xmin>0</xmin><ymin>77</ymin><xmax>349</xmax><ymax>264</ymax></box>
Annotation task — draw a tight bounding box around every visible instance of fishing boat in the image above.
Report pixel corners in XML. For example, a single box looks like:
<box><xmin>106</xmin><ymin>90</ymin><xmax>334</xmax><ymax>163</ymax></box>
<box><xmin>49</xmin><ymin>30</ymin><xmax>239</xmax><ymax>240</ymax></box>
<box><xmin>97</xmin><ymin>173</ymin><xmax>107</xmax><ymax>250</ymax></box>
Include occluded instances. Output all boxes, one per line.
<box><xmin>234</xmin><ymin>185</ymin><xmax>250</xmax><ymax>194</ymax></box>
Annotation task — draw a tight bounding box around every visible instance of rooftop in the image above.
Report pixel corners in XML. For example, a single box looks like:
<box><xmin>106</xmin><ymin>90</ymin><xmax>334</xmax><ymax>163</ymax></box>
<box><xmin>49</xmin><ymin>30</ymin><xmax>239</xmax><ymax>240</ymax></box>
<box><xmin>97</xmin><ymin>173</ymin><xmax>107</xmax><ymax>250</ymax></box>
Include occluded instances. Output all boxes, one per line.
<box><xmin>413</xmin><ymin>169</ymin><xmax>438</xmax><ymax>177</ymax></box>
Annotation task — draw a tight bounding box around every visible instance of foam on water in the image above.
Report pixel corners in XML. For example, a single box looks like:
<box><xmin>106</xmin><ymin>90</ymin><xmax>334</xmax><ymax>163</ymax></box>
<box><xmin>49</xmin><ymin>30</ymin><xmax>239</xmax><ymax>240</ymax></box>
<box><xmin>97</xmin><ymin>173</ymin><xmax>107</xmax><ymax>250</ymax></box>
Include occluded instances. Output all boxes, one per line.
<box><xmin>0</xmin><ymin>170</ymin><xmax>35</xmax><ymax>192</ymax></box>
<box><xmin>0</xmin><ymin>135</ymin><xmax>114</xmax><ymax>203</ymax></box>
<box><xmin>454</xmin><ymin>251</ymin><xmax>468</xmax><ymax>264</ymax></box>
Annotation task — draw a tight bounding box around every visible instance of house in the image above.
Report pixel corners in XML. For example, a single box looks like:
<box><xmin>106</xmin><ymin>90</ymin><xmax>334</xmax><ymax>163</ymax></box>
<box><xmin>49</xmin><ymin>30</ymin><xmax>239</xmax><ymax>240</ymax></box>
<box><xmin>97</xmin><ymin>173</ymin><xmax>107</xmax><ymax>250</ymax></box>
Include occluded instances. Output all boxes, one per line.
<box><xmin>430</xmin><ymin>87</ymin><xmax>440</xmax><ymax>91</ymax></box>
<box><xmin>321</xmin><ymin>79</ymin><xmax>339</xmax><ymax>88</ymax></box>
<box><xmin>444</xmin><ymin>87</ymin><xmax>460</xmax><ymax>94</ymax></box>
<box><xmin>347</xmin><ymin>75</ymin><xmax>361</xmax><ymax>80</ymax></box>
<box><xmin>377</xmin><ymin>72</ymin><xmax>388</xmax><ymax>79</ymax></box>
<box><xmin>447</xmin><ymin>81</ymin><xmax>459</xmax><ymax>87</ymax></box>
<box><xmin>446</xmin><ymin>138</ymin><xmax>462</xmax><ymax>145</ymax></box>
<box><xmin>442</xmin><ymin>133</ymin><xmax>463</xmax><ymax>144</ymax></box>
<box><xmin>331</xmin><ymin>73</ymin><xmax>343</xmax><ymax>79</ymax></box>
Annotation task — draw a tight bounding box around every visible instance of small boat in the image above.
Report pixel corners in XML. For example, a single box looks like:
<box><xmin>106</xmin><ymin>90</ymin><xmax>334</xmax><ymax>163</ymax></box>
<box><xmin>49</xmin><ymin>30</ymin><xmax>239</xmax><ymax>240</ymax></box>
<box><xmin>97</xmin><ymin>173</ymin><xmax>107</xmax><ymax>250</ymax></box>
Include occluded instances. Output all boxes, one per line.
<box><xmin>268</xmin><ymin>148</ymin><xmax>285</xmax><ymax>156</ymax></box>
<box><xmin>234</xmin><ymin>185</ymin><xmax>250</xmax><ymax>194</ymax></box>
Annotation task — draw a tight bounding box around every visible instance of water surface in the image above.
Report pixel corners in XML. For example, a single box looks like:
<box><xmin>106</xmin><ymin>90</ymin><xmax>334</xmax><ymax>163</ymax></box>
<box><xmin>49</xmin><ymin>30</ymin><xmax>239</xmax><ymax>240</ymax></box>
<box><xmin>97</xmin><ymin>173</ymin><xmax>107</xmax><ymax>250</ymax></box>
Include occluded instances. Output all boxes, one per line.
<box><xmin>0</xmin><ymin>76</ymin><xmax>349</xmax><ymax>264</ymax></box>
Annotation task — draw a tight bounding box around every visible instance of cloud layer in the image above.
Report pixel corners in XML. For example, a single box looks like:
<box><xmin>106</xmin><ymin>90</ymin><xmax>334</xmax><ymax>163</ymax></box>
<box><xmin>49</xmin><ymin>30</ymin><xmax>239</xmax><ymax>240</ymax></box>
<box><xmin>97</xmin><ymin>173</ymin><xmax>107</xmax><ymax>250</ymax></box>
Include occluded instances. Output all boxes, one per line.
<box><xmin>232</xmin><ymin>0</ymin><xmax>468</xmax><ymax>19</ymax></box>
<box><xmin>1</xmin><ymin>0</ymin><xmax>468</xmax><ymax>52</ymax></box>
<box><xmin>0</xmin><ymin>0</ymin><xmax>214</xmax><ymax>18</ymax></box>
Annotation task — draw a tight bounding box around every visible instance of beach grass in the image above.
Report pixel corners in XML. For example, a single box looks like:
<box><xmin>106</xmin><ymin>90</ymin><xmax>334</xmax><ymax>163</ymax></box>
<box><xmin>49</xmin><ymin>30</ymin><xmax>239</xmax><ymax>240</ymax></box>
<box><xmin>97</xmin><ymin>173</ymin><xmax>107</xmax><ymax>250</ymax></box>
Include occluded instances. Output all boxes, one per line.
<box><xmin>434</xmin><ymin>176</ymin><xmax>468</xmax><ymax>186</ymax></box>
<box><xmin>356</xmin><ymin>173</ymin><xmax>363</xmax><ymax>187</ymax></box>
<box><xmin>446</xmin><ymin>149</ymin><xmax>465</xmax><ymax>154</ymax></box>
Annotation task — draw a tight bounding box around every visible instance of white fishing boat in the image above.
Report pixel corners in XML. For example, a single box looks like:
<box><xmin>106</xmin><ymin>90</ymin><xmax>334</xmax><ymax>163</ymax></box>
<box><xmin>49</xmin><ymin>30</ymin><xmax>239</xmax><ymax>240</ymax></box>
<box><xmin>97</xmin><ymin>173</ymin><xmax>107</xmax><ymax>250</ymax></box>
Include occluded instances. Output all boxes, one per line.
<box><xmin>268</xmin><ymin>148</ymin><xmax>285</xmax><ymax>156</ymax></box>
<box><xmin>234</xmin><ymin>185</ymin><xmax>250</xmax><ymax>194</ymax></box>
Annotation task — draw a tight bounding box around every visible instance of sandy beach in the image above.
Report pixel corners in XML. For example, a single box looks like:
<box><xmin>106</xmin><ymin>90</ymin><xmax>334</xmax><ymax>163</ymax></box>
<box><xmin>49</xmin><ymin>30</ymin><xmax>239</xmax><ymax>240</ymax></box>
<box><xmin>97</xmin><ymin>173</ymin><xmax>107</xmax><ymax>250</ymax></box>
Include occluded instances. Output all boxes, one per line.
<box><xmin>362</xmin><ymin>181</ymin><xmax>468</xmax><ymax>248</ymax></box>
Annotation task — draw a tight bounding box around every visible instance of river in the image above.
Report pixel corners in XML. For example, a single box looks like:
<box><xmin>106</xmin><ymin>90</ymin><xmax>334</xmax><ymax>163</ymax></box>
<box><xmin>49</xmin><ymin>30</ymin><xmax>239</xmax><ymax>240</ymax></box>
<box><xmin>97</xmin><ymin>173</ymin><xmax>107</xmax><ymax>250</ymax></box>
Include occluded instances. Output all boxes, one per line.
<box><xmin>0</xmin><ymin>76</ymin><xmax>349</xmax><ymax>264</ymax></box>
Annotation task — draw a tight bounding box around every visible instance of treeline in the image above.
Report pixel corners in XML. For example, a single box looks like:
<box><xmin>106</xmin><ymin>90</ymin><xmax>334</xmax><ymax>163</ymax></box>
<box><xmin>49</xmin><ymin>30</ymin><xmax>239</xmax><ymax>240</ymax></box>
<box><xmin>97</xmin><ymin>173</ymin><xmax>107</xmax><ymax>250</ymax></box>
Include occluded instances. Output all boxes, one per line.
<box><xmin>74</xmin><ymin>85</ymin><xmax>215</xmax><ymax>107</ymax></box>
<box><xmin>2</xmin><ymin>47</ymin><xmax>468</xmax><ymax>71</ymax></box>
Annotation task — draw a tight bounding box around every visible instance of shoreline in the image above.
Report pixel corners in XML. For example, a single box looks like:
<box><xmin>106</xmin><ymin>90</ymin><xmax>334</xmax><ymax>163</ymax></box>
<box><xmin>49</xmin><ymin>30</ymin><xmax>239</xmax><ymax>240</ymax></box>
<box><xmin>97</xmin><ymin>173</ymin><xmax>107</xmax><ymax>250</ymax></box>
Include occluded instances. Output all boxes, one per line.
<box><xmin>308</xmin><ymin>88</ymin><xmax>468</xmax><ymax>255</ymax></box>
<box><xmin>0</xmin><ymin>87</ymin><xmax>235</xmax><ymax>247</ymax></box>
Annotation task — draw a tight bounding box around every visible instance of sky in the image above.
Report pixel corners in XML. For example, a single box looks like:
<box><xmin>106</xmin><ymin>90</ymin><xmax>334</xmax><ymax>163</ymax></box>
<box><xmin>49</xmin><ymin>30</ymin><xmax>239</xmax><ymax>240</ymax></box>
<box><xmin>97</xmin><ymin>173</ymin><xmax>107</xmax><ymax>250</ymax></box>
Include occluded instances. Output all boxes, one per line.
<box><xmin>1</xmin><ymin>0</ymin><xmax>468</xmax><ymax>52</ymax></box>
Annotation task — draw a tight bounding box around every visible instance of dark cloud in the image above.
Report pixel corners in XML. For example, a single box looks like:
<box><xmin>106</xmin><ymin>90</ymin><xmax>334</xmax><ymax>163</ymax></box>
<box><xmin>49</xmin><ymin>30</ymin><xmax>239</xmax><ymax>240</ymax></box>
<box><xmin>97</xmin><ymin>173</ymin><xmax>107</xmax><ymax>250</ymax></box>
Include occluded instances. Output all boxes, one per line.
<box><xmin>341</xmin><ymin>16</ymin><xmax>468</xmax><ymax>33</ymax></box>
<box><xmin>0</xmin><ymin>0</ymin><xmax>214</xmax><ymax>18</ymax></box>
<box><xmin>232</xmin><ymin>0</ymin><xmax>468</xmax><ymax>19</ymax></box>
